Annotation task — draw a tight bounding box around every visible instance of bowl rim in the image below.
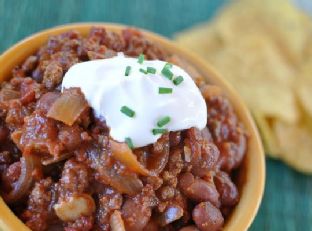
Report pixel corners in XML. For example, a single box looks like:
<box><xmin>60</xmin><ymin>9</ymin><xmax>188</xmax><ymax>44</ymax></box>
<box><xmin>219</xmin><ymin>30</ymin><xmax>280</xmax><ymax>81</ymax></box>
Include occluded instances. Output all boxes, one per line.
<box><xmin>0</xmin><ymin>23</ymin><xmax>265</xmax><ymax>231</ymax></box>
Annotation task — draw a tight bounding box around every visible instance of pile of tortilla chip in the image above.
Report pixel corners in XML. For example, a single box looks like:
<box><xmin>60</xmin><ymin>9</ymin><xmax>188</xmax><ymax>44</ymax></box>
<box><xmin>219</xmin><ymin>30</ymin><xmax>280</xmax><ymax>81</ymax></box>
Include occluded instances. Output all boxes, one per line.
<box><xmin>175</xmin><ymin>0</ymin><xmax>312</xmax><ymax>173</ymax></box>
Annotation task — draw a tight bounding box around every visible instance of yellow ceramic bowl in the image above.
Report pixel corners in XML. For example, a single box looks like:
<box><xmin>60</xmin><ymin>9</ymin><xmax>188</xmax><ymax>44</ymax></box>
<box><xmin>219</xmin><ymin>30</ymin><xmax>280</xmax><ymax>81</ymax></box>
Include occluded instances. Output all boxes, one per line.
<box><xmin>0</xmin><ymin>23</ymin><xmax>265</xmax><ymax>231</ymax></box>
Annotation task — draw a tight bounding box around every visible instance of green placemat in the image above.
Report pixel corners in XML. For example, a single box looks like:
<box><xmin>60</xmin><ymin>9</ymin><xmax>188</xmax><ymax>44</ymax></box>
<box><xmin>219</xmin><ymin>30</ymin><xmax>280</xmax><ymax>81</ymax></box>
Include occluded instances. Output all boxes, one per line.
<box><xmin>0</xmin><ymin>1</ymin><xmax>311</xmax><ymax>230</ymax></box>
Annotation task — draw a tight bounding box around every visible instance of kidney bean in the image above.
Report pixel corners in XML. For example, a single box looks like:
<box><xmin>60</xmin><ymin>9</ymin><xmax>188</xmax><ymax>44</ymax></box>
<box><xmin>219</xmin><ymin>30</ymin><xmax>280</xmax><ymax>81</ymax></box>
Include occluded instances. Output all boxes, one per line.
<box><xmin>192</xmin><ymin>142</ymin><xmax>219</xmax><ymax>177</ymax></box>
<box><xmin>214</xmin><ymin>171</ymin><xmax>239</xmax><ymax>206</ymax></box>
<box><xmin>158</xmin><ymin>205</ymin><xmax>184</xmax><ymax>226</ymax></box>
<box><xmin>22</xmin><ymin>56</ymin><xmax>38</xmax><ymax>75</ymax></box>
<box><xmin>219</xmin><ymin>137</ymin><xmax>246</xmax><ymax>172</ymax></box>
<box><xmin>122</xmin><ymin>196</ymin><xmax>150</xmax><ymax>231</ymax></box>
<box><xmin>122</xmin><ymin>185</ymin><xmax>157</xmax><ymax>231</ymax></box>
<box><xmin>192</xmin><ymin>202</ymin><xmax>224</xmax><ymax>231</ymax></box>
<box><xmin>184</xmin><ymin>128</ymin><xmax>219</xmax><ymax>177</ymax></box>
<box><xmin>179</xmin><ymin>172</ymin><xmax>220</xmax><ymax>207</ymax></box>
<box><xmin>147</xmin><ymin>134</ymin><xmax>169</xmax><ymax>175</ymax></box>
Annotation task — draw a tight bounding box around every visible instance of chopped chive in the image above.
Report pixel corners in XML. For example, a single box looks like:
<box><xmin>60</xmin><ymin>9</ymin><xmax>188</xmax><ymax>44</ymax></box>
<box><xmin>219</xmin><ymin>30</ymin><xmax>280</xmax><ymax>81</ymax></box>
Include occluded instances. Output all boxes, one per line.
<box><xmin>161</xmin><ymin>67</ymin><xmax>173</xmax><ymax>80</ymax></box>
<box><xmin>152</xmin><ymin>128</ymin><xmax>168</xmax><ymax>135</ymax></box>
<box><xmin>173</xmin><ymin>76</ymin><xmax>184</xmax><ymax>85</ymax></box>
<box><xmin>157</xmin><ymin>116</ymin><xmax>171</xmax><ymax>127</ymax></box>
<box><xmin>164</xmin><ymin>63</ymin><xmax>173</xmax><ymax>69</ymax></box>
<box><xmin>147</xmin><ymin>67</ymin><xmax>156</xmax><ymax>74</ymax></box>
<box><xmin>125</xmin><ymin>137</ymin><xmax>134</xmax><ymax>149</ymax></box>
<box><xmin>159</xmin><ymin>87</ymin><xmax>173</xmax><ymax>94</ymax></box>
<box><xmin>125</xmin><ymin>66</ymin><xmax>131</xmax><ymax>76</ymax></box>
<box><xmin>139</xmin><ymin>68</ymin><xmax>147</xmax><ymax>74</ymax></box>
<box><xmin>138</xmin><ymin>54</ymin><xmax>145</xmax><ymax>64</ymax></box>
<box><xmin>120</xmin><ymin>106</ymin><xmax>135</xmax><ymax>117</ymax></box>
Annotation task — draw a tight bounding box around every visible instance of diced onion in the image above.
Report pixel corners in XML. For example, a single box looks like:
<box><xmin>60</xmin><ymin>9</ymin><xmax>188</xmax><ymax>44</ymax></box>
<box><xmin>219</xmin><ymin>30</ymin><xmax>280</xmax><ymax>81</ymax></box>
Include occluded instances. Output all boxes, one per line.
<box><xmin>110</xmin><ymin>140</ymin><xmax>150</xmax><ymax>176</ymax></box>
<box><xmin>41</xmin><ymin>153</ymin><xmax>73</xmax><ymax>165</ymax></box>
<box><xmin>88</xmin><ymin>146</ymin><xmax>143</xmax><ymax>195</ymax></box>
<box><xmin>110</xmin><ymin>210</ymin><xmax>126</xmax><ymax>231</ymax></box>
<box><xmin>3</xmin><ymin>155</ymin><xmax>40</xmax><ymax>203</ymax></box>
<box><xmin>47</xmin><ymin>88</ymin><xmax>88</xmax><ymax>126</ymax></box>
<box><xmin>0</xmin><ymin>89</ymin><xmax>20</xmax><ymax>101</ymax></box>
<box><xmin>100</xmin><ymin>168</ymin><xmax>143</xmax><ymax>196</ymax></box>
<box><xmin>54</xmin><ymin>194</ymin><xmax>95</xmax><ymax>221</ymax></box>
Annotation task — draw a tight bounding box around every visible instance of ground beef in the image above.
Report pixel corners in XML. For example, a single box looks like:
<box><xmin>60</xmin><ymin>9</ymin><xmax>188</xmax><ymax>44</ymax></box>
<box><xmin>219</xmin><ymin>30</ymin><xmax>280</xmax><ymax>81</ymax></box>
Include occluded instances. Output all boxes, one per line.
<box><xmin>0</xmin><ymin>27</ymin><xmax>247</xmax><ymax>231</ymax></box>
<box><xmin>122</xmin><ymin>185</ymin><xmax>157</xmax><ymax>231</ymax></box>
<box><xmin>58</xmin><ymin>159</ymin><xmax>90</xmax><ymax>199</ymax></box>
<box><xmin>94</xmin><ymin>187</ymin><xmax>123</xmax><ymax>231</ymax></box>
<box><xmin>21</xmin><ymin>178</ymin><xmax>57</xmax><ymax>231</ymax></box>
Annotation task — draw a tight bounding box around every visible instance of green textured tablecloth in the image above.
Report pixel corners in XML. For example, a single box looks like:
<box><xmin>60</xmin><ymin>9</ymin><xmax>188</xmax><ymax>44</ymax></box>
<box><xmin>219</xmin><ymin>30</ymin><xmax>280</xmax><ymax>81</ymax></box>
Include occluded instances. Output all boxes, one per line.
<box><xmin>0</xmin><ymin>1</ymin><xmax>311</xmax><ymax>230</ymax></box>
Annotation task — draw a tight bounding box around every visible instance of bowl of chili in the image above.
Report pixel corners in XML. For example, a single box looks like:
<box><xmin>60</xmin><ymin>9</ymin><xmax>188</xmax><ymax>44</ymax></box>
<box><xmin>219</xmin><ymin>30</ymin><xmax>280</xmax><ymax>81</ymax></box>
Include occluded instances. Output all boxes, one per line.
<box><xmin>0</xmin><ymin>23</ymin><xmax>265</xmax><ymax>231</ymax></box>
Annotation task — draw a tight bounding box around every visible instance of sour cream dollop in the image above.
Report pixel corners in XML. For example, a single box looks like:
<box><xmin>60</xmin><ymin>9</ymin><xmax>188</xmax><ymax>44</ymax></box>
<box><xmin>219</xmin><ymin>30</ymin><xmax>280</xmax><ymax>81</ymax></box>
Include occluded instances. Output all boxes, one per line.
<box><xmin>62</xmin><ymin>54</ymin><xmax>207</xmax><ymax>148</ymax></box>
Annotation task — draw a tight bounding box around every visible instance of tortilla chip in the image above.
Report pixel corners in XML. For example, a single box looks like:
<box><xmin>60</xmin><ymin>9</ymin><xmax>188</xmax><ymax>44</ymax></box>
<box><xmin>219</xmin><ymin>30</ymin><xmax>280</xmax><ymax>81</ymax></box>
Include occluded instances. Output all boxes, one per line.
<box><xmin>175</xmin><ymin>24</ymin><xmax>222</xmax><ymax>60</ymax></box>
<box><xmin>296</xmin><ymin>81</ymin><xmax>312</xmax><ymax>118</ymax></box>
<box><xmin>202</xmin><ymin>34</ymin><xmax>299</xmax><ymax>123</ymax></box>
<box><xmin>295</xmin><ymin>77</ymin><xmax>312</xmax><ymax>131</ymax></box>
<box><xmin>216</xmin><ymin>0</ymin><xmax>312</xmax><ymax>64</ymax></box>
<box><xmin>299</xmin><ymin>53</ymin><xmax>312</xmax><ymax>78</ymax></box>
<box><xmin>274</xmin><ymin>121</ymin><xmax>312</xmax><ymax>173</ymax></box>
<box><xmin>238</xmin><ymin>80</ymin><xmax>298</xmax><ymax>123</ymax></box>
<box><xmin>253</xmin><ymin>112</ymin><xmax>280</xmax><ymax>157</ymax></box>
<box><xmin>174</xmin><ymin>0</ymin><xmax>312</xmax><ymax>173</ymax></box>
